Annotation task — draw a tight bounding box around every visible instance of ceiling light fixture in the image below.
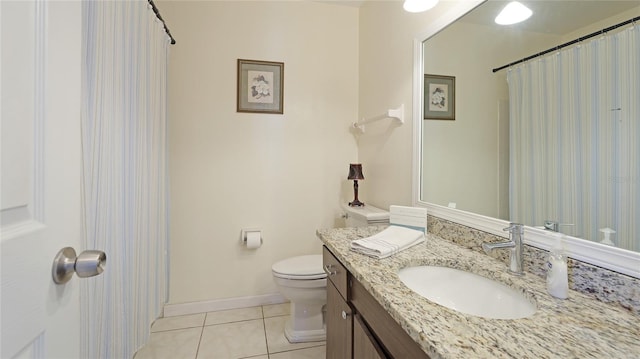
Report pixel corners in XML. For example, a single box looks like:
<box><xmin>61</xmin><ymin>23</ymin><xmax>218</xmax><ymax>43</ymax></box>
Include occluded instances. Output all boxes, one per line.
<box><xmin>403</xmin><ymin>0</ymin><xmax>439</xmax><ymax>13</ymax></box>
<box><xmin>495</xmin><ymin>1</ymin><xmax>532</xmax><ymax>25</ymax></box>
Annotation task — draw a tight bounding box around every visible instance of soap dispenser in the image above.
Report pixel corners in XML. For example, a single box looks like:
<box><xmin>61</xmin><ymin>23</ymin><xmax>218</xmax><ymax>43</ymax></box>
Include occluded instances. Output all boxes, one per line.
<box><xmin>546</xmin><ymin>232</ymin><xmax>568</xmax><ymax>299</ymax></box>
<box><xmin>599</xmin><ymin>228</ymin><xmax>616</xmax><ymax>246</ymax></box>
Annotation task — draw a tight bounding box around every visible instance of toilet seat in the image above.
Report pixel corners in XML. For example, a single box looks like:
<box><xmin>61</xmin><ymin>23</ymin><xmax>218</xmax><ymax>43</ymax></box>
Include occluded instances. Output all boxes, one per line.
<box><xmin>272</xmin><ymin>254</ymin><xmax>326</xmax><ymax>280</ymax></box>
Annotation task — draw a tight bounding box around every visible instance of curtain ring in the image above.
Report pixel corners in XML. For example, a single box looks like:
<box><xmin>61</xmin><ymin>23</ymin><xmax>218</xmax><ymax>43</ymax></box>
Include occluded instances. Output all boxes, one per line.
<box><xmin>600</xmin><ymin>29</ymin><xmax>608</xmax><ymax>40</ymax></box>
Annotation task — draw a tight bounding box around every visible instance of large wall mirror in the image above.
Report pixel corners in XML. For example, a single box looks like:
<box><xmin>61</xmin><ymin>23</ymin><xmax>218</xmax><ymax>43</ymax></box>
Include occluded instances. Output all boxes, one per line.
<box><xmin>413</xmin><ymin>0</ymin><xmax>640</xmax><ymax>278</ymax></box>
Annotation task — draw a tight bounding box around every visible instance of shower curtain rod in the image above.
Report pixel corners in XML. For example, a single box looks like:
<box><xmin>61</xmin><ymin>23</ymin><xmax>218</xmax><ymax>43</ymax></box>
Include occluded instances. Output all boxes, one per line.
<box><xmin>492</xmin><ymin>16</ymin><xmax>639</xmax><ymax>73</ymax></box>
<box><xmin>148</xmin><ymin>0</ymin><xmax>176</xmax><ymax>45</ymax></box>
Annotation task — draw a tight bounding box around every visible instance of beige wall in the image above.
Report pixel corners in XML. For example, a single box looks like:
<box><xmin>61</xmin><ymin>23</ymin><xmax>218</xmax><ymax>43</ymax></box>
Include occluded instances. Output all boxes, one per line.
<box><xmin>161</xmin><ymin>0</ymin><xmax>637</xmax><ymax>306</ymax></box>
<box><xmin>357</xmin><ymin>1</ymin><xmax>471</xmax><ymax>210</ymax></box>
<box><xmin>161</xmin><ymin>1</ymin><xmax>359</xmax><ymax>304</ymax></box>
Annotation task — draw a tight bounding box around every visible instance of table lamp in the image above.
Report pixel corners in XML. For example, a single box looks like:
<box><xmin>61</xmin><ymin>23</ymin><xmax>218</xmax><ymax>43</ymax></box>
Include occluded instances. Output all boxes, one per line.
<box><xmin>348</xmin><ymin>164</ymin><xmax>365</xmax><ymax>207</ymax></box>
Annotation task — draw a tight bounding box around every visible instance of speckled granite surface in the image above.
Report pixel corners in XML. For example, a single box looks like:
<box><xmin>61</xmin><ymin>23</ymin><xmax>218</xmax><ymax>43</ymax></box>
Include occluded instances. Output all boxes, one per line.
<box><xmin>317</xmin><ymin>226</ymin><xmax>640</xmax><ymax>359</ymax></box>
<box><xmin>429</xmin><ymin>216</ymin><xmax>640</xmax><ymax>314</ymax></box>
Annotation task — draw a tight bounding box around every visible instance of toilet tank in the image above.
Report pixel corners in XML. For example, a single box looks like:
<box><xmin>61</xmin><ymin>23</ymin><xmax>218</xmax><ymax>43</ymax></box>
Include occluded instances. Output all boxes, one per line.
<box><xmin>342</xmin><ymin>204</ymin><xmax>390</xmax><ymax>227</ymax></box>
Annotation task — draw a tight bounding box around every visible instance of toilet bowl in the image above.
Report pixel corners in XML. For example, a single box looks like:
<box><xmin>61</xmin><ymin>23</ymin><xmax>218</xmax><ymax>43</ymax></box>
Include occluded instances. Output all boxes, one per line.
<box><xmin>272</xmin><ymin>254</ymin><xmax>327</xmax><ymax>343</ymax></box>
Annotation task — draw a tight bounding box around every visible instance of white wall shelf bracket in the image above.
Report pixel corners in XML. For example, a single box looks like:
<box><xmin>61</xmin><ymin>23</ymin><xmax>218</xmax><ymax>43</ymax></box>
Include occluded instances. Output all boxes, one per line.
<box><xmin>352</xmin><ymin>104</ymin><xmax>404</xmax><ymax>134</ymax></box>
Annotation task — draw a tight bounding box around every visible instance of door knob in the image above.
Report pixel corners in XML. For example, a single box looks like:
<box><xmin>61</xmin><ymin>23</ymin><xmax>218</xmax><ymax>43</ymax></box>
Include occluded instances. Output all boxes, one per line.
<box><xmin>52</xmin><ymin>247</ymin><xmax>106</xmax><ymax>284</ymax></box>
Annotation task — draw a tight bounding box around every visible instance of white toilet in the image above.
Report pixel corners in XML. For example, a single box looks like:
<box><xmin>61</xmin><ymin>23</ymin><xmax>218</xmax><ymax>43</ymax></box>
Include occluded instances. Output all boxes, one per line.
<box><xmin>272</xmin><ymin>254</ymin><xmax>327</xmax><ymax>343</ymax></box>
<box><xmin>271</xmin><ymin>205</ymin><xmax>389</xmax><ymax>343</ymax></box>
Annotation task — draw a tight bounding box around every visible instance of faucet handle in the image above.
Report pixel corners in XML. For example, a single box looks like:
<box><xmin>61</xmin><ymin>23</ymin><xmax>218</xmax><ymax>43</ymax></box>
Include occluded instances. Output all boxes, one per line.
<box><xmin>543</xmin><ymin>220</ymin><xmax>574</xmax><ymax>232</ymax></box>
<box><xmin>503</xmin><ymin>223</ymin><xmax>524</xmax><ymax>233</ymax></box>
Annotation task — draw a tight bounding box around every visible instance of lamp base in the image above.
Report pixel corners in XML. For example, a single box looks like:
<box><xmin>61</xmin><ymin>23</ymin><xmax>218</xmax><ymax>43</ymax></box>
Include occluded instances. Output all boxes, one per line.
<box><xmin>349</xmin><ymin>179</ymin><xmax>364</xmax><ymax>207</ymax></box>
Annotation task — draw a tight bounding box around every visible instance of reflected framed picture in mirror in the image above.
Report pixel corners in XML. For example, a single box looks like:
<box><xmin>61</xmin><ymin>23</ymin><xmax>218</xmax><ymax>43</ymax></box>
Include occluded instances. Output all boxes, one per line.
<box><xmin>424</xmin><ymin>74</ymin><xmax>455</xmax><ymax>120</ymax></box>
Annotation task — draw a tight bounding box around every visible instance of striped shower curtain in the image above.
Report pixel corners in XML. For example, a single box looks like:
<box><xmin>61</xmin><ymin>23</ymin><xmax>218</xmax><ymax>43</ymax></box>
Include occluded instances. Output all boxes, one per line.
<box><xmin>80</xmin><ymin>1</ymin><xmax>171</xmax><ymax>357</ymax></box>
<box><xmin>507</xmin><ymin>24</ymin><xmax>639</xmax><ymax>251</ymax></box>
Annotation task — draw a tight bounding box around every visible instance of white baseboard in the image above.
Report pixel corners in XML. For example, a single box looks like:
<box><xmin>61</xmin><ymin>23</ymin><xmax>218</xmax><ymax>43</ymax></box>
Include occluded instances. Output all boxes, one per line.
<box><xmin>163</xmin><ymin>293</ymin><xmax>287</xmax><ymax>317</ymax></box>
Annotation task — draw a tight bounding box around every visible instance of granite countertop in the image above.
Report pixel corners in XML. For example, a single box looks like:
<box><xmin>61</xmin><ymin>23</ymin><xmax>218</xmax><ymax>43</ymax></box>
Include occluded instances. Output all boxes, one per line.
<box><xmin>316</xmin><ymin>226</ymin><xmax>640</xmax><ymax>359</ymax></box>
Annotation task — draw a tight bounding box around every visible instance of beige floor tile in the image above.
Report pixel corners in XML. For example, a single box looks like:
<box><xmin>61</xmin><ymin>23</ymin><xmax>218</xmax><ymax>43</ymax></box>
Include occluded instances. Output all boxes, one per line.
<box><xmin>197</xmin><ymin>319</ymin><xmax>268</xmax><ymax>358</ymax></box>
<box><xmin>264</xmin><ymin>316</ymin><xmax>325</xmax><ymax>354</ymax></box>
<box><xmin>269</xmin><ymin>346</ymin><xmax>326</xmax><ymax>359</ymax></box>
<box><xmin>205</xmin><ymin>306</ymin><xmax>263</xmax><ymax>326</ymax></box>
<box><xmin>134</xmin><ymin>327</ymin><xmax>202</xmax><ymax>359</ymax></box>
<box><xmin>262</xmin><ymin>302</ymin><xmax>290</xmax><ymax>318</ymax></box>
<box><xmin>151</xmin><ymin>313</ymin><xmax>206</xmax><ymax>332</ymax></box>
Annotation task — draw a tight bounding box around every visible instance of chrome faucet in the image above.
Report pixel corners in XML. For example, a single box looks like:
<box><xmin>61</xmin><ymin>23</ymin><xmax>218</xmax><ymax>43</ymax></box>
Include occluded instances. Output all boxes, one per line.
<box><xmin>482</xmin><ymin>223</ymin><xmax>524</xmax><ymax>275</ymax></box>
<box><xmin>543</xmin><ymin>220</ymin><xmax>574</xmax><ymax>232</ymax></box>
<box><xmin>544</xmin><ymin>220</ymin><xmax>559</xmax><ymax>232</ymax></box>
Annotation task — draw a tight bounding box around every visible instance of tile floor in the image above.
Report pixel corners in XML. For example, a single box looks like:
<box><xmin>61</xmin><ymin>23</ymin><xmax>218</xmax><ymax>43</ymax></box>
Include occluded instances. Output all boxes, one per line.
<box><xmin>134</xmin><ymin>303</ymin><xmax>325</xmax><ymax>359</ymax></box>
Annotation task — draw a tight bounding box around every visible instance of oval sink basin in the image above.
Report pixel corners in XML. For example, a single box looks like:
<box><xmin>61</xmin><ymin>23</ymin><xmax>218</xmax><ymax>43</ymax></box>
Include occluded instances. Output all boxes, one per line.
<box><xmin>398</xmin><ymin>266</ymin><xmax>536</xmax><ymax>319</ymax></box>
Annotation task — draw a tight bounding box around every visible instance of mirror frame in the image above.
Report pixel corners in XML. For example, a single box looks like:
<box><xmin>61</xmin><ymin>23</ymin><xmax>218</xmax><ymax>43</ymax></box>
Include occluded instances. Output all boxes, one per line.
<box><xmin>411</xmin><ymin>0</ymin><xmax>640</xmax><ymax>279</ymax></box>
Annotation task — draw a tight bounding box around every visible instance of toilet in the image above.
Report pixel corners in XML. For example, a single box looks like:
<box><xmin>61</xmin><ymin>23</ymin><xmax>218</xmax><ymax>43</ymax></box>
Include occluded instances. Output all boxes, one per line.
<box><xmin>272</xmin><ymin>254</ymin><xmax>327</xmax><ymax>343</ymax></box>
<box><xmin>271</xmin><ymin>204</ymin><xmax>390</xmax><ymax>343</ymax></box>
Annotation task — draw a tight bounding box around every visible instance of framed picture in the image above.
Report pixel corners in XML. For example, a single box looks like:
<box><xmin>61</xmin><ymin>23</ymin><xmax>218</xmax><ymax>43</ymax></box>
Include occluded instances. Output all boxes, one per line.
<box><xmin>424</xmin><ymin>74</ymin><xmax>455</xmax><ymax>120</ymax></box>
<box><xmin>237</xmin><ymin>59</ymin><xmax>284</xmax><ymax>114</ymax></box>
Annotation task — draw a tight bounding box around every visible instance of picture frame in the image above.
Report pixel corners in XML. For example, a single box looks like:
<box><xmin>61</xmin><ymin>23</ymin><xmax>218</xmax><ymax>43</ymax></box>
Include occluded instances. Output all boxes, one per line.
<box><xmin>424</xmin><ymin>74</ymin><xmax>455</xmax><ymax>120</ymax></box>
<box><xmin>237</xmin><ymin>59</ymin><xmax>284</xmax><ymax>114</ymax></box>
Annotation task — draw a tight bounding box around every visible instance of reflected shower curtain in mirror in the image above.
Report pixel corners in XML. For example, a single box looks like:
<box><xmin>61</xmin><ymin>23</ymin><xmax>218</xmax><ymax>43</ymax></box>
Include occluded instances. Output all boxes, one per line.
<box><xmin>507</xmin><ymin>25</ymin><xmax>639</xmax><ymax>251</ymax></box>
<box><xmin>81</xmin><ymin>1</ymin><xmax>171</xmax><ymax>358</ymax></box>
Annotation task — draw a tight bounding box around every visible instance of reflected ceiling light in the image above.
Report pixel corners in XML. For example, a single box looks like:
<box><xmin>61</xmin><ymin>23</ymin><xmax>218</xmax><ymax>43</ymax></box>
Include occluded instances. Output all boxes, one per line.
<box><xmin>495</xmin><ymin>1</ymin><xmax>532</xmax><ymax>25</ymax></box>
<box><xmin>403</xmin><ymin>0</ymin><xmax>439</xmax><ymax>13</ymax></box>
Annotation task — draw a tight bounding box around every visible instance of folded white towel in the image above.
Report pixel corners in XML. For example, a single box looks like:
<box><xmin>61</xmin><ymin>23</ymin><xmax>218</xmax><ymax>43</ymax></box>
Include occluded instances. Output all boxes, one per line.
<box><xmin>350</xmin><ymin>225</ymin><xmax>425</xmax><ymax>259</ymax></box>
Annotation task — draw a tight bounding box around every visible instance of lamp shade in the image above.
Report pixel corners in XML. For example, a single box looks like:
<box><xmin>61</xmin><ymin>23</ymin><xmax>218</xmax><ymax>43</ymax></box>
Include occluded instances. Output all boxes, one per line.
<box><xmin>348</xmin><ymin>164</ymin><xmax>364</xmax><ymax>180</ymax></box>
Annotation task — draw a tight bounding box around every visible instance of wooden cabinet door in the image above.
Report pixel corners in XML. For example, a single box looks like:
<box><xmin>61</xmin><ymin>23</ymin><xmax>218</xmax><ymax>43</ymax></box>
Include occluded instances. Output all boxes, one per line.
<box><xmin>351</xmin><ymin>278</ymin><xmax>431</xmax><ymax>359</ymax></box>
<box><xmin>354</xmin><ymin>314</ymin><xmax>388</xmax><ymax>359</ymax></box>
<box><xmin>326</xmin><ymin>281</ymin><xmax>352</xmax><ymax>358</ymax></box>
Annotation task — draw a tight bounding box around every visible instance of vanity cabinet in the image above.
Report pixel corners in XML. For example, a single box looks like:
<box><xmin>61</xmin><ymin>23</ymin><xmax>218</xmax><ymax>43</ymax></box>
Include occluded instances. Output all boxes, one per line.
<box><xmin>326</xmin><ymin>273</ymin><xmax>352</xmax><ymax>358</ymax></box>
<box><xmin>323</xmin><ymin>246</ymin><xmax>430</xmax><ymax>359</ymax></box>
<box><xmin>353</xmin><ymin>314</ymin><xmax>387</xmax><ymax>359</ymax></box>
<box><xmin>324</xmin><ymin>246</ymin><xmax>353</xmax><ymax>358</ymax></box>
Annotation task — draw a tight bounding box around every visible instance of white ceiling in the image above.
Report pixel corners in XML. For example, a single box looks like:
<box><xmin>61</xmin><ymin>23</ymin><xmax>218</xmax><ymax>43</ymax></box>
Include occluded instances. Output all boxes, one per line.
<box><xmin>461</xmin><ymin>0</ymin><xmax>639</xmax><ymax>35</ymax></box>
<box><xmin>320</xmin><ymin>0</ymin><xmax>638</xmax><ymax>35</ymax></box>
<box><xmin>313</xmin><ymin>0</ymin><xmax>367</xmax><ymax>7</ymax></box>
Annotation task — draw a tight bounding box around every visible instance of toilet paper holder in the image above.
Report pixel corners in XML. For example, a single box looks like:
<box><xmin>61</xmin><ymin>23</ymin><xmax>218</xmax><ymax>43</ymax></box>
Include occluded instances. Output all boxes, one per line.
<box><xmin>241</xmin><ymin>229</ymin><xmax>263</xmax><ymax>248</ymax></box>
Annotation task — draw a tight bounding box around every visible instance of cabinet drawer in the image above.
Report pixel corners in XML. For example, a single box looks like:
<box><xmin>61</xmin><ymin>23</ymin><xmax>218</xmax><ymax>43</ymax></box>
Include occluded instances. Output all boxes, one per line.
<box><xmin>323</xmin><ymin>246</ymin><xmax>349</xmax><ymax>299</ymax></box>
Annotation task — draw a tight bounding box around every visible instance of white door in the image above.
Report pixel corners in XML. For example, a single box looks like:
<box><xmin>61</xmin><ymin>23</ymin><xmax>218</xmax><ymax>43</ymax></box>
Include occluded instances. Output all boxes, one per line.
<box><xmin>1</xmin><ymin>1</ymin><xmax>84</xmax><ymax>358</ymax></box>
